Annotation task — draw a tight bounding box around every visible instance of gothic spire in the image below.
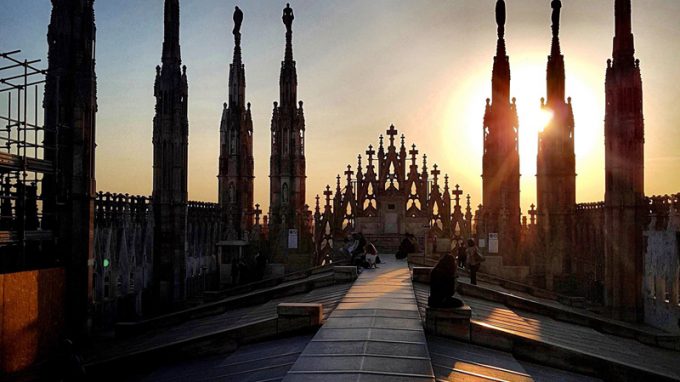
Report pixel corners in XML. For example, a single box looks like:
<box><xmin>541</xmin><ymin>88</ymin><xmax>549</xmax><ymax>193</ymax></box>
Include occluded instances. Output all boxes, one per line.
<box><xmin>162</xmin><ymin>0</ymin><xmax>181</xmax><ymax>67</ymax></box>
<box><xmin>546</xmin><ymin>0</ymin><xmax>565</xmax><ymax>104</ymax></box>
<box><xmin>280</xmin><ymin>3</ymin><xmax>297</xmax><ymax>109</ymax></box>
<box><xmin>491</xmin><ymin>0</ymin><xmax>510</xmax><ymax>104</ymax></box>
<box><xmin>229</xmin><ymin>6</ymin><xmax>245</xmax><ymax>107</ymax></box>
<box><xmin>613</xmin><ymin>0</ymin><xmax>635</xmax><ymax>64</ymax></box>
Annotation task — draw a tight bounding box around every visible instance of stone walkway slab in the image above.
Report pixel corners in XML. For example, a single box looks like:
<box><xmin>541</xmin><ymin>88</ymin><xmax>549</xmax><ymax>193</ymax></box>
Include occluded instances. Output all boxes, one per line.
<box><xmin>284</xmin><ymin>255</ymin><xmax>435</xmax><ymax>381</ymax></box>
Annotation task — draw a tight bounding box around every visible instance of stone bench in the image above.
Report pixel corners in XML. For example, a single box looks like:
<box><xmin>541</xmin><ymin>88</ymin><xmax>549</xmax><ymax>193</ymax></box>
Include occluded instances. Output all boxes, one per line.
<box><xmin>425</xmin><ymin>303</ymin><xmax>472</xmax><ymax>341</ymax></box>
<box><xmin>333</xmin><ymin>266</ymin><xmax>358</xmax><ymax>282</ymax></box>
<box><xmin>412</xmin><ymin>266</ymin><xmax>433</xmax><ymax>283</ymax></box>
<box><xmin>277</xmin><ymin>303</ymin><xmax>324</xmax><ymax>332</ymax></box>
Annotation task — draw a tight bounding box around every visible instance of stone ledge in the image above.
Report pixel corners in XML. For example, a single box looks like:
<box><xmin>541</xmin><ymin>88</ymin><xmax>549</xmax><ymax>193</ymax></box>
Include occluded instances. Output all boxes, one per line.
<box><xmin>425</xmin><ymin>305</ymin><xmax>472</xmax><ymax>342</ymax></box>
<box><xmin>333</xmin><ymin>266</ymin><xmax>358</xmax><ymax>282</ymax></box>
<box><xmin>408</xmin><ymin>253</ymin><xmax>438</xmax><ymax>267</ymax></box>
<box><xmin>115</xmin><ymin>272</ymin><xmax>334</xmax><ymax>338</ymax></box>
<box><xmin>469</xmin><ymin>322</ymin><xmax>679</xmax><ymax>382</ymax></box>
<box><xmin>457</xmin><ymin>281</ymin><xmax>680</xmax><ymax>351</ymax></box>
<box><xmin>412</xmin><ymin>267</ymin><xmax>433</xmax><ymax>283</ymax></box>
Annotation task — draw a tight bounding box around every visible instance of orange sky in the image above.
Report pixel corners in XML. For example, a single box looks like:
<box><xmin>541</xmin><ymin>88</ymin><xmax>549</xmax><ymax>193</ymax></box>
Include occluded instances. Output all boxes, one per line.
<box><xmin>3</xmin><ymin>0</ymin><xmax>679</xmax><ymax>214</ymax></box>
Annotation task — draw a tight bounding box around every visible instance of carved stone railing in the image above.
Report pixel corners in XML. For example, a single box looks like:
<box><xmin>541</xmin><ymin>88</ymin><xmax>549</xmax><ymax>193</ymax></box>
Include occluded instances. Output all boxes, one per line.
<box><xmin>573</xmin><ymin>201</ymin><xmax>606</xmax><ymax>301</ymax></box>
<box><xmin>92</xmin><ymin>192</ymin><xmax>222</xmax><ymax>326</ymax></box>
<box><xmin>643</xmin><ymin>193</ymin><xmax>680</xmax><ymax>334</ymax></box>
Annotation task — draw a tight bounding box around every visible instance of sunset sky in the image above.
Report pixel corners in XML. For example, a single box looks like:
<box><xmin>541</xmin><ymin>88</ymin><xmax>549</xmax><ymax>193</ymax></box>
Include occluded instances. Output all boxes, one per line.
<box><xmin>2</xmin><ymin>0</ymin><xmax>679</xmax><ymax>214</ymax></box>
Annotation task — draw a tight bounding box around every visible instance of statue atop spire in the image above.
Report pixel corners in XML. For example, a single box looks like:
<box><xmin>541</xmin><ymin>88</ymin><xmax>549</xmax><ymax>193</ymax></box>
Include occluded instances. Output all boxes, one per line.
<box><xmin>231</xmin><ymin>6</ymin><xmax>243</xmax><ymax>69</ymax></box>
<box><xmin>279</xmin><ymin>3</ymin><xmax>297</xmax><ymax>109</ymax></box>
<box><xmin>546</xmin><ymin>0</ymin><xmax>565</xmax><ymax>103</ymax></box>
<box><xmin>283</xmin><ymin>3</ymin><xmax>294</xmax><ymax>33</ymax></box>
<box><xmin>551</xmin><ymin>0</ymin><xmax>561</xmax><ymax>38</ymax></box>
<box><xmin>496</xmin><ymin>0</ymin><xmax>506</xmax><ymax>39</ymax></box>
<box><xmin>491</xmin><ymin>0</ymin><xmax>509</xmax><ymax>103</ymax></box>
<box><xmin>233</xmin><ymin>6</ymin><xmax>243</xmax><ymax>35</ymax></box>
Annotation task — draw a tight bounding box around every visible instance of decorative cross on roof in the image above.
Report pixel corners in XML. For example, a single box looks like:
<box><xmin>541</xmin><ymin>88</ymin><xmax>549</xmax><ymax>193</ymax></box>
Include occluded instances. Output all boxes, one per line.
<box><xmin>336</xmin><ymin>175</ymin><xmax>341</xmax><ymax>192</ymax></box>
<box><xmin>386</xmin><ymin>125</ymin><xmax>399</xmax><ymax>147</ymax></box>
<box><xmin>365</xmin><ymin>145</ymin><xmax>376</xmax><ymax>171</ymax></box>
<box><xmin>409</xmin><ymin>144</ymin><xmax>419</xmax><ymax>165</ymax></box>
<box><xmin>422</xmin><ymin>154</ymin><xmax>428</xmax><ymax>173</ymax></box>
<box><xmin>529</xmin><ymin>203</ymin><xmax>537</xmax><ymax>225</ymax></box>
<box><xmin>431</xmin><ymin>163</ymin><xmax>441</xmax><ymax>181</ymax></box>
<box><xmin>315</xmin><ymin>195</ymin><xmax>320</xmax><ymax>213</ymax></box>
<box><xmin>345</xmin><ymin>165</ymin><xmax>354</xmax><ymax>183</ymax></box>
<box><xmin>324</xmin><ymin>185</ymin><xmax>333</xmax><ymax>206</ymax></box>
<box><xmin>453</xmin><ymin>184</ymin><xmax>463</xmax><ymax>206</ymax></box>
<box><xmin>254</xmin><ymin>203</ymin><xmax>262</xmax><ymax>225</ymax></box>
<box><xmin>400</xmin><ymin>134</ymin><xmax>406</xmax><ymax>148</ymax></box>
<box><xmin>379</xmin><ymin>135</ymin><xmax>384</xmax><ymax>149</ymax></box>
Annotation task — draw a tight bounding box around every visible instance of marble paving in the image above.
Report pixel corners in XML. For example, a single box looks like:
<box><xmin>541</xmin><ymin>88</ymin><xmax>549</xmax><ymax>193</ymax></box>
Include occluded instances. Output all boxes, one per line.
<box><xmin>284</xmin><ymin>255</ymin><xmax>435</xmax><ymax>382</ymax></box>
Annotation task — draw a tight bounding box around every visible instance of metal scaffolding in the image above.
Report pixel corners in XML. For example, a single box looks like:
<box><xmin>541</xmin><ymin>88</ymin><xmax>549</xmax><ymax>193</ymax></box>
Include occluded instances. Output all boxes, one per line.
<box><xmin>0</xmin><ymin>50</ymin><xmax>55</xmax><ymax>272</ymax></box>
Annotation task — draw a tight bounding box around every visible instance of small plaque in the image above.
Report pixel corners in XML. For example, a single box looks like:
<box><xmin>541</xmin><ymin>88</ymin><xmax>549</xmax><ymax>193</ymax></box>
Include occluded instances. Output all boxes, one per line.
<box><xmin>488</xmin><ymin>233</ymin><xmax>498</xmax><ymax>254</ymax></box>
<box><xmin>288</xmin><ymin>229</ymin><xmax>298</xmax><ymax>249</ymax></box>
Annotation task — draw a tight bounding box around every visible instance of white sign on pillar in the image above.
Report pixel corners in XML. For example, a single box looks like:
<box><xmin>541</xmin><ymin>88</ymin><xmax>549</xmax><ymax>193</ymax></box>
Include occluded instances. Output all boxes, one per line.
<box><xmin>488</xmin><ymin>233</ymin><xmax>499</xmax><ymax>254</ymax></box>
<box><xmin>288</xmin><ymin>229</ymin><xmax>299</xmax><ymax>249</ymax></box>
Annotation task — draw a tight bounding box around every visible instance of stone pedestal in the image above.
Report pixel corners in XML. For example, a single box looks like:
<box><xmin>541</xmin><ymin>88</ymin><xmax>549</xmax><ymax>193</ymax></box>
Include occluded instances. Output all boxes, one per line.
<box><xmin>425</xmin><ymin>303</ymin><xmax>472</xmax><ymax>341</ymax></box>
<box><xmin>412</xmin><ymin>267</ymin><xmax>433</xmax><ymax>283</ymax></box>
<box><xmin>334</xmin><ymin>266</ymin><xmax>358</xmax><ymax>282</ymax></box>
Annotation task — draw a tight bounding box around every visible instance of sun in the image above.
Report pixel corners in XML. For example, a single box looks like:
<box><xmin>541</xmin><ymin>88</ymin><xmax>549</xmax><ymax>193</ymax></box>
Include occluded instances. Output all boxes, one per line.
<box><xmin>525</xmin><ymin>108</ymin><xmax>554</xmax><ymax>135</ymax></box>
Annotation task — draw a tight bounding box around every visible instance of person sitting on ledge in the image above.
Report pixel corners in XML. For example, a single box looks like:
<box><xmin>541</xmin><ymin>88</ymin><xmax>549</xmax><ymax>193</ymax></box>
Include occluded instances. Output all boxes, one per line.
<box><xmin>396</xmin><ymin>232</ymin><xmax>417</xmax><ymax>259</ymax></box>
<box><xmin>428</xmin><ymin>251</ymin><xmax>464</xmax><ymax>308</ymax></box>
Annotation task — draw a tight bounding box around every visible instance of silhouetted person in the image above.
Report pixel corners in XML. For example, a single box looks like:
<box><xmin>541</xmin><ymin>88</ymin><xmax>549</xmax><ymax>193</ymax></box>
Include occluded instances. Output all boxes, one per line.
<box><xmin>456</xmin><ymin>240</ymin><xmax>467</xmax><ymax>269</ymax></box>
<box><xmin>396</xmin><ymin>233</ymin><xmax>417</xmax><ymax>260</ymax></box>
<box><xmin>466</xmin><ymin>239</ymin><xmax>485</xmax><ymax>285</ymax></box>
<box><xmin>428</xmin><ymin>252</ymin><xmax>463</xmax><ymax>308</ymax></box>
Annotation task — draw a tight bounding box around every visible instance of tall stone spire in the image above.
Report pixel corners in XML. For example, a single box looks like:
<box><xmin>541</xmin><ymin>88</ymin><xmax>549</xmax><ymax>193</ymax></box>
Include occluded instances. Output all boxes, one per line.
<box><xmin>229</xmin><ymin>6</ymin><xmax>245</xmax><ymax>107</ymax></box>
<box><xmin>280</xmin><ymin>3</ymin><xmax>297</xmax><ymax>110</ymax></box>
<box><xmin>546</xmin><ymin>0</ymin><xmax>565</xmax><ymax>104</ymax></box>
<box><xmin>536</xmin><ymin>0</ymin><xmax>576</xmax><ymax>291</ymax></box>
<box><xmin>269</xmin><ymin>3</ymin><xmax>309</xmax><ymax>260</ymax></box>
<box><xmin>482</xmin><ymin>0</ymin><xmax>522</xmax><ymax>266</ymax></box>
<box><xmin>614</xmin><ymin>0</ymin><xmax>635</xmax><ymax>64</ymax></box>
<box><xmin>491</xmin><ymin>0</ymin><xmax>510</xmax><ymax>104</ymax></box>
<box><xmin>152</xmin><ymin>0</ymin><xmax>189</xmax><ymax>309</ymax></box>
<box><xmin>604</xmin><ymin>0</ymin><xmax>645</xmax><ymax>322</ymax></box>
<box><xmin>162</xmin><ymin>0</ymin><xmax>181</xmax><ymax>67</ymax></box>
<box><xmin>219</xmin><ymin>6</ymin><xmax>254</xmax><ymax>241</ymax></box>
<box><xmin>43</xmin><ymin>0</ymin><xmax>97</xmax><ymax>339</ymax></box>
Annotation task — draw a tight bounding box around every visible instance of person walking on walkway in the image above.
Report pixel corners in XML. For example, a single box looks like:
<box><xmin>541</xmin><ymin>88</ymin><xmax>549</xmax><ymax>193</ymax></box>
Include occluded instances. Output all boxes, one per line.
<box><xmin>456</xmin><ymin>240</ymin><xmax>467</xmax><ymax>269</ymax></box>
<box><xmin>465</xmin><ymin>239</ymin><xmax>485</xmax><ymax>285</ymax></box>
